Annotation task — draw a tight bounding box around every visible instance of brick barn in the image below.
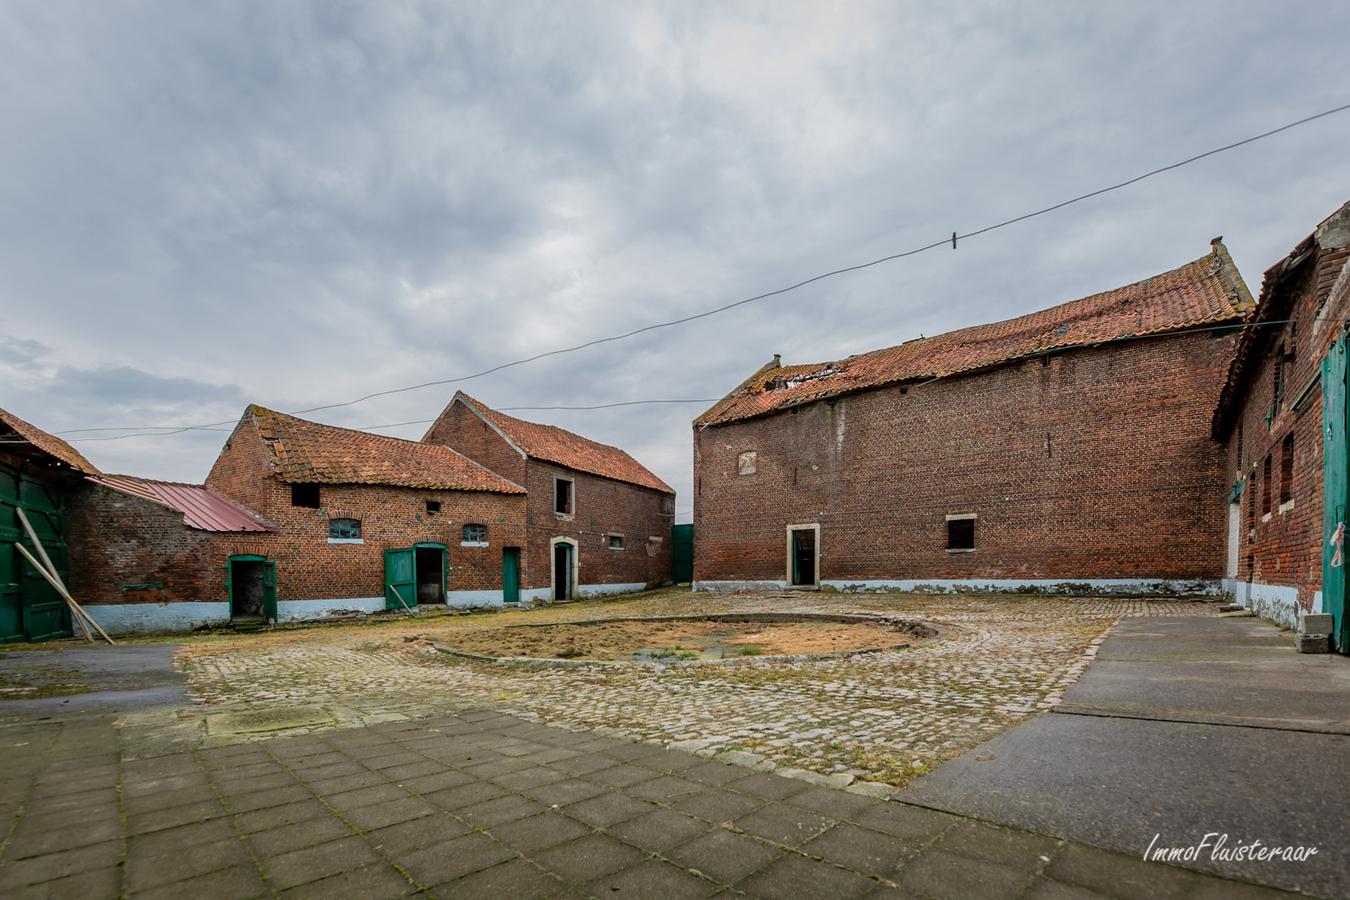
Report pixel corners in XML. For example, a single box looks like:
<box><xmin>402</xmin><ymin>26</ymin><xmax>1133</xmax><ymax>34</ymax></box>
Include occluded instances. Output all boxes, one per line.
<box><xmin>423</xmin><ymin>393</ymin><xmax>675</xmax><ymax>602</ymax></box>
<box><xmin>1</xmin><ymin>406</ymin><xmax>100</xmax><ymax>643</ymax></box>
<box><xmin>1212</xmin><ymin>199</ymin><xmax>1350</xmax><ymax>648</ymax></box>
<box><xmin>205</xmin><ymin>405</ymin><xmax>528</xmax><ymax>620</ymax></box>
<box><xmin>67</xmin><ymin>474</ymin><xmax>273</xmax><ymax>634</ymax></box>
<box><xmin>693</xmin><ymin>241</ymin><xmax>1252</xmax><ymax>595</ymax></box>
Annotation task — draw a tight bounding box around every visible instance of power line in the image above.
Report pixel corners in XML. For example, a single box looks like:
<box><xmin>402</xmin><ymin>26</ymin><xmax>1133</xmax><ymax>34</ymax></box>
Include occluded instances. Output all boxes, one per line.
<box><xmin>28</xmin><ymin>101</ymin><xmax>1350</xmax><ymax>445</ymax></box>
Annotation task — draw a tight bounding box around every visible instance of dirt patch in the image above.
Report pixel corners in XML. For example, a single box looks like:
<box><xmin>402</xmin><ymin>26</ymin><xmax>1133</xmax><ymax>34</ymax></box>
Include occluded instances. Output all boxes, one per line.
<box><xmin>435</xmin><ymin>618</ymin><xmax>920</xmax><ymax>661</ymax></box>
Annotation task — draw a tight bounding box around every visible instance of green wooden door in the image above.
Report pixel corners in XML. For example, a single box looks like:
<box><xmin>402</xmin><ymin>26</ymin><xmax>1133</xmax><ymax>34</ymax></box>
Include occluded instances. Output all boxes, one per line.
<box><xmin>385</xmin><ymin>548</ymin><xmax>416</xmax><ymax>610</ymax></box>
<box><xmin>262</xmin><ymin>560</ymin><xmax>278</xmax><ymax>621</ymax></box>
<box><xmin>0</xmin><ymin>464</ymin><xmax>71</xmax><ymax>643</ymax></box>
<box><xmin>672</xmin><ymin>524</ymin><xmax>693</xmax><ymax>583</ymax></box>
<box><xmin>1323</xmin><ymin>338</ymin><xmax>1349</xmax><ymax>652</ymax></box>
<box><xmin>502</xmin><ymin>548</ymin><xmax>520</xmax><ymax>604</ymax></box>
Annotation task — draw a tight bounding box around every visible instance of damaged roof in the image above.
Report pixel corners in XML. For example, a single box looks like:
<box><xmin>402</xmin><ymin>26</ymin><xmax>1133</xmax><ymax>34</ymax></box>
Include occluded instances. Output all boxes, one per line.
<box><xmin>0</xmin><ymin>406</ymin><xmax>101</xmax><ymax>475</ymax></box>
<box><xmin>88</xmin><ymin>474</ymin><xmax>272</xmax><ymax>533</ymax></box>
<box><xmin>1212</xmin><ymin>199</ymin><xmax>1350</xmax><ymax>438</ymax></box>
<box><xmin>244</xmin><ymin>406</ymin><xmax>524</xmax><ymax>493</ymax></box>
<box><xmin>698</xmin><ymin>242</ymin><xmax>1252</xmax><ymax>428</ymax></box>
<box><xmin>441</xmin><ymin>393</ymin><xmax>674</xmax><ymax>494</ymax></box>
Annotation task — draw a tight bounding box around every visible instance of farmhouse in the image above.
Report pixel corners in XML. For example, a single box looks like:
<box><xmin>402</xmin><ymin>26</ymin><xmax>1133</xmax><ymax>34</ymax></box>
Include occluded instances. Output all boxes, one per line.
<box><xmin>205</xmin><ymin>405</ymin><xmax>528</xmax><ymax>620</ymax></box>
<box><xmin>1212</xmin><ymin>199</ymin><xmax>1350</xmax><ymax>647</ymax></box>
<box><xmin>693</xmin><ymin>240</ymin><xmax>1252</xmax><ymax>595</ymax></box>
<box><xmin>423</xmin><ymin>392</ymin><xmax>675</xmax><ymax>602</ymax></box>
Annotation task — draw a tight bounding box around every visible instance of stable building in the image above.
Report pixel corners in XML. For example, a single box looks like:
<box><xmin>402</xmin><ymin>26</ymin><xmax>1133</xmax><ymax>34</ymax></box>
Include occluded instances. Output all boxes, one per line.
<box><xmin>1212</xmin><ymin>199</ymin><xmax>1350</xmax><ymax>649</ymax></box>
<box><xmin>205</xmin><ymin>405</ymin><xmax>528</xmax><ymax>620</ymax></box>
<box><xmin>423</xmin><ymin>393</ymin><xmax>675</xmax><ymax>602</ymax></box>
<box><xmin>693</xmin><ymin>241</ymin><xmax>1252</xmax><ymax>595</ymax></box>
<box><xmin>0</xmin><ymin>406</ymin><xmax>100</xmax><ymax>643</ymax></box>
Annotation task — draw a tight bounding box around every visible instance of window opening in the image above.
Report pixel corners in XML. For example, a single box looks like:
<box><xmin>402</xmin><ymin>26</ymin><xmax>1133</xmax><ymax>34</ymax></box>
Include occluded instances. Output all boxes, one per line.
<box><xmin>1280</xmin><ymin>434</ymin><xmax>1294</xmax><ymax>505</ymax></box>
<box><xmin>329</xmin><ymin>518</ymin><xmax>361</xmax><ymax>540</ymax></box>
<box><xmin>554</xmin><ymin>478</ymin><xmax>573</xmax><ymax>515</ymax></box>
<box><xmin>462</xmin><ymin>523</ymin><xmax>487</xmax><ymax>543</ymax></box>
<box><xmin>608</xmin><ymin>534</ymin><xmax>623</xmax><ymax>550</ymax></box>
<box><xmin>947</xmin><ymin>518</ymin><xmax>975</xmax><ymax>550</ymax></box>
<box><xmin>1261</xmin><ymin>456</ymin><xmax>1272</xmax><ymax>514</ymax></box>
<box><xmin>291</xmin><ymin>483</ymin><xmax>320</xmax><ymax>508</ymax></box>
<box><xmin>426</xmin><ymin>500</ymin><xmax>441</xmax><ymax>514</ymax></box>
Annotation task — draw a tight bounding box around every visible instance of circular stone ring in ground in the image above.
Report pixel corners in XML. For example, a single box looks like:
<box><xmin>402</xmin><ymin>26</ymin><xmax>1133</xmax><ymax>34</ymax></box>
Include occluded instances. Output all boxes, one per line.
<box><xmin>430</xmin><ymin>613</ymin><xmax>941</xmax><ymax>668</ymax></box>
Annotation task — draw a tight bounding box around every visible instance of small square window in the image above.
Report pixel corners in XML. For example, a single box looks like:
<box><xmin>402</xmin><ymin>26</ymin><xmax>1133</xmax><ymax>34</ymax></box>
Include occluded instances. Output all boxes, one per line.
<box><xmin>328</xmin><ymin>518</ymin><xmax>361</xmax><ymax>540</ymax></box>
<box><xmin>462</xmin><ymin>523</ymin><xmax>487</xmax><ymax>543</ymax></box>
<box><xmin>609</xmin><ymin>534</ymin><xmax>623</xmax><ymax>550</ymax></box>
<box><xmin>426</xmin><ymin>500</ymin><xmax>441</xmax><ymax>514</ymax></box>
<box><xmin>554</xmin><ymin>478</ymin><xmax>573</xmax><ymax>515</ymax></box>
<box><xmin>947</xmin><ymin>518</ymin><xmax>975</xmax><ymax>550</ymax></box>
<box><xmin>291</xmin><ymin>483</ymin><xmax>320</xmax><ymax>508</ymax></box>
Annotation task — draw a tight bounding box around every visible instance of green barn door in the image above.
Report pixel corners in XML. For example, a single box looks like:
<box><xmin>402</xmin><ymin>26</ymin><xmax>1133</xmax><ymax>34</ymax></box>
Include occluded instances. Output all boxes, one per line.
<box><xmin>262</xmin><ymin>561</ymin><xmax>278</xmax><ymax>621</ymax></box>
<box><xmin>384</xmin><ymin>548</ymin><xmax>416</xmax><ymax>610</ymax></box>
<box><xmin>672</xmin><ymin>524</ymin><xmax>694</xmax><ymax>583</ymax></box>
<box><xmin>1</xmin><ymin>465</ymin><xmax>71</xmax><ymax>643</ymax></box>
<box><xmin>502</xmin><ymin>548</ymin><xmax>520</xmax><ymax>605</ymax></box>
<box><xmin>1323</xmin><ymin>338</ymin><xmax>1349</xmax><ymax>652</ymax></box>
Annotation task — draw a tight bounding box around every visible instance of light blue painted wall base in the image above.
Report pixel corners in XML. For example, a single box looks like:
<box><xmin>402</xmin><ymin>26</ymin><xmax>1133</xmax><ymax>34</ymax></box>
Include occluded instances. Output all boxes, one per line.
<box><xmin>82</xmin><ymin>602</ymin><xmax>231</xmax><ymax>635</ymax></box>
<box><xmin>276</xmin><ymin>597</ymin><xmax>386</xmax><ymax>622</ymax></box>
<box><xmin>575</xmin><ymin>582</ymin><xmax>645</xmax><ymax>599</ymax></box>
<box><xmin>696</xmin><ymin>577</ymin><xmax>1220</xmax><ymax>596</ymax></box>
<box><xmin>695</xmin><ymin>580</ymin><xmax>789</xmax><ymax>592</ymax></box>
<box><xmin>1220</xmin><ymin>579</ymin><xmax>1316</xmax><ymax>629</ymax></box>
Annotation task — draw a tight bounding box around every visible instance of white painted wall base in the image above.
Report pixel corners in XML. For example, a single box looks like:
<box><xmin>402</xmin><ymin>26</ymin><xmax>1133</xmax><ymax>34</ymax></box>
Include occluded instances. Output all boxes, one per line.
<box><xmin>575</xmin><ymin>582</ymin><xmax>645</xmax><ymax>599</ymax></box>
<box><xmin>443</xmin><ymin>590</ymin><xmax>504</xmax><ymax>610</ymax></box>
<box><xmin>519</xmin><ymin>588</ymin><xmax>550</xmax><ymax>604</ymax></box>
<box><xmin>697</xmin><ymin>577</ymin><xmax>1220</xmax><ymax>596</ymax></box>
<box><xmin>82</xmin><ymin>602</ymin><xmax>231</xmax><ymax>635</ymax></box>
<box><xmin>695</xmin><ymin>580</ymin><xmax>788</xmax><ymax>592</ymax></box>
<box><xmin>1220</xmin><ymin>579</ymin><xmax>1319</xmax><ymax>629</ymax></box>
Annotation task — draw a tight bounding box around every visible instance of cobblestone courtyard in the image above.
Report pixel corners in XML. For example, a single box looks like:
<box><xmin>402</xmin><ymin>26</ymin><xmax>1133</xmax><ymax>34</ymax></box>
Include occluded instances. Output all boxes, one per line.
<box><xmin>169</xmin><ymin>590</ymin><xmax>1221</xmax><ymax>789</ymax></box>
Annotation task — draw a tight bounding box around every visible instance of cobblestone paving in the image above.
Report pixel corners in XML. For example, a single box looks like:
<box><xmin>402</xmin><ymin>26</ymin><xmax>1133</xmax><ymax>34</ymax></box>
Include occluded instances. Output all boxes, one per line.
<box><xmin>175</xmin><ymin>591</ymin><xmax>1221</xmax><ymax>790</ymax></box>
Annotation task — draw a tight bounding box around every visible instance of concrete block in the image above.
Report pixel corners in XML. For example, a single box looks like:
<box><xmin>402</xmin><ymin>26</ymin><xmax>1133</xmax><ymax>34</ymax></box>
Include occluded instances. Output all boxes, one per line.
<box><xmin>1299</xmin><ymin>613</ymin><xmax>1334</xmax><ymax>635</ymax></box>
<box><xmin>1296</xmin><ymin>632</ymin><xmax>1330</xmax><ymax>654</ymax></box>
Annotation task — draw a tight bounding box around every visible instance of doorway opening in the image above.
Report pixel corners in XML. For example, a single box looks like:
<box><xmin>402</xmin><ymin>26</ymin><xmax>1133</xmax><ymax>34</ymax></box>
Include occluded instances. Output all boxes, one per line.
<box><xmin>553</xmin><ymin>541</ymin><xmax>575</xmax><ymax>602</ymax></box>
<box><xmin>230</xmin><ymin>559</ymin><xmax>266</xmax><ymax>620</ymax></box>
<box><xmin>787</xmin><ymin>525</ymin><xmax>819</xmax><ymax>588</ymax></box>
<box><xmin>415</xmin><ymin>546</ymin><xmax>445</xmax><ymax>604</ymax></box>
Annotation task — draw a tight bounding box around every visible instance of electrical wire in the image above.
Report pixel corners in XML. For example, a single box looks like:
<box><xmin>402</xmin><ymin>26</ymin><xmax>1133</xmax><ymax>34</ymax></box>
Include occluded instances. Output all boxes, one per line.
<box><xmin>18</xmin><ymin>101</ymin><xmax>1350</xmax><ymax>445</ymax></box>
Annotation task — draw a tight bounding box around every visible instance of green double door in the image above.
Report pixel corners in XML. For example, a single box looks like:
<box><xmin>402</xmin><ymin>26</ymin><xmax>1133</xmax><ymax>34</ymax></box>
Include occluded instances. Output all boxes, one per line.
<box><xmin>0</xmin><ymin>465</ymin><xmax>72</xmax><ymax>643</ymax></box>
<box><xmin>1322</xmin><ymin>337</ymin><xmax>1350</xmax><ymax>652</ymax></box>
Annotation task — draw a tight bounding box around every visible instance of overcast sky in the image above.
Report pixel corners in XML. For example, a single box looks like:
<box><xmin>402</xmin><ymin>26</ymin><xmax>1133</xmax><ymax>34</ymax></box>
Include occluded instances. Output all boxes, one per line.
<box><xmin>3</xmin><ymin>2</ymin><xmax>1349</xmax><ymax>521</ymax></box>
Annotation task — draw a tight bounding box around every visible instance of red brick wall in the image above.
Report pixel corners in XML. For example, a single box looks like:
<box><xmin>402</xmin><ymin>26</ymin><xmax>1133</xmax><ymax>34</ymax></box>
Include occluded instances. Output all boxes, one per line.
<box><xmin>523</xmin><ymin>460</ymin><xmax>674</xmax><ymax>592</ymax></box>
<box><xmin>205</xmin><ymin>415</ymin><xmax>278</xmax><ymax>522</ymax></box>
<box><xmin>66</xmin><ymin>482</ymin><xmax>225</xmax><ymax>606</ymax></box>
<box><xmin>1222</xmin><ymin>245</ymin><xmax>1350</xmax><ymax>610</ymax></box>
<box><xmin>423</xmin><ymin>402</ymin><xmax>528</xmax><ymax>488</ymax></box>
<box><xmin>694</xmin><ymin>330</ymin><xmax>1237</xmax><ymax>586</ymax></box>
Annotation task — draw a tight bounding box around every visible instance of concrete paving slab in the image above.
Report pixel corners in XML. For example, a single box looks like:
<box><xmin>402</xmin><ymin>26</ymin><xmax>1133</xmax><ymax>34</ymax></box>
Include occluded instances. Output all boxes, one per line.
<box><xmin>0</xmin><ymin>645</ymin><xmax>186</xmax><ymax>714</ymax></box>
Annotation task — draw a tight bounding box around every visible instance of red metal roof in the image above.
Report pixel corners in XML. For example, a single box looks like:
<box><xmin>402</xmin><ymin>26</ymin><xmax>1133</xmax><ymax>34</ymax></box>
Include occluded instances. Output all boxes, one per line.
<box><xmin>447</xmin><ymin>394</ymin><xmax>674</xmax><ymax>494</ymax></box>
<box><xmin>88</xmin><ymin>475</ymin><xmax>272</xmax><ymax>533</ymax></box>
<box><xmin>698</xmin><ymin>245</ymin><xmax>1250</xmax><ymax>427</ymax></box>
<box><xmin>0</xmin><ymin>406</ymin><xmax>101</xmax><ymax>474</ymax></box>
<box><xmin>248</xmin><ymin>406</ymin><xmax>525</xmax><ymax>493</ymax></box>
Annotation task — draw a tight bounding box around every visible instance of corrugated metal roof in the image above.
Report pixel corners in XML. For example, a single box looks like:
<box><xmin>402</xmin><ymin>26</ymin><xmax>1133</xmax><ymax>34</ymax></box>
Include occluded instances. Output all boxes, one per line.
<box><xmin>88</xmin><ymin>475</ymin><xmax>272</xmax><ymax>533</ymax></box>
<box><xmin>697</xmin><ymin>245</ymin><xmax>1250</xmax><ymax>428</ymax></box>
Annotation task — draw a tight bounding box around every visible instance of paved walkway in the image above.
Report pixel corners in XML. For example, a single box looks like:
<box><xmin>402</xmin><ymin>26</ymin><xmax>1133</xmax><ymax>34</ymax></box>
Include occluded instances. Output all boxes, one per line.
<box><xmin>900</xmin><ymin>616</ymin><xmax>1349</xmax><ymax>898</ymax></box>
<box><xmin>1</xmin><ymin>707</ymin><xmax>1294</xmax><ymax>899</ymax></box>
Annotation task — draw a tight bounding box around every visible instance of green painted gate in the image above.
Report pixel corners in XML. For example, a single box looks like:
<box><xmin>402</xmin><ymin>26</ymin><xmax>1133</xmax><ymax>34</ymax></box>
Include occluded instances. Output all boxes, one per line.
<box><xmin>384</xmin><ymin>548</ymin><xmax>416</xmax><ymax>611</ymax></box>
<box><xmin>502</xmin><ymin>548</ymin><xmax>520</xmax><ymax>604</ymax></box>
<box><xmin>0</xmin><ymin>464</ymin><xmax>72</xmax><ymax>644</ymax></box>
<box><xmin>672</xmin><ymin>524</ymin><xmax>693</xmax><ymax>583</ymax></box>
<box><xmin>1322</xmin><ymin>337</ymin><xmax>1349</xmax><ymax>652</ymax></box>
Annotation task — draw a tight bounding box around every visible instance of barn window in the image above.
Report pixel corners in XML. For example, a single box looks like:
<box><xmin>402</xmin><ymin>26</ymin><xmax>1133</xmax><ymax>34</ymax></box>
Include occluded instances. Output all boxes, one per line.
<box><xmin>328</xmin><ymin>518</ymin><xmax>361</xmax><ymax>541</ymax></box>
<box><xmin>426</xmin><ymin>500</ymin><xmax>441</xmax><ymax>514</ymax></box>
<box><xmin>608</xmin><ymin>534</ymin><xmax>623</xmax><ymax>550</ymax></box>
<box><xmin>1280</xmin><ymin>434</ymin><xmax>1294</xmax><ymax>505</ymax></box>
<box><xmin>462</xmin><ymin>523</ymin><xmax>487</xmax><ymax>544</ymax></box>
<box><xmin>946</xmin><ymin>514</ymin><xmax>976</xmax><ymax>551</ymax></box>
<box><xmin>554</xmin><ymin>476</ymin><xmax>573</xmax><ymax>515</ymax></box>
<box><xmin>1262</xmin><ymin>456</ymin><xmax>1272</xmax><ymax>514</ymax></box>
<box><xmin>292</xmin><ymin>483</ymin><xmax>320</xmax><ymax>508</ymax></box>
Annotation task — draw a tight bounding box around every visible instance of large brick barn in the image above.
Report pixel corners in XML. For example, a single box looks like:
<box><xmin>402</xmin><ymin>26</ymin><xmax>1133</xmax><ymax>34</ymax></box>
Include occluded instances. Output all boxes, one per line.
<box><xmin>1212</xmin><ymin>199</ymin><xmax>1350</xmax><ymax>646</ymax></box>
<box><xmin>692</xmin><ymin>240</ymin><xmax>1252</xmax><ymax>595</ymax></box>
<box><xmin>424</xmin><ymin>393</ymin><xmax>675</xmax><ymax>602</ymax></box>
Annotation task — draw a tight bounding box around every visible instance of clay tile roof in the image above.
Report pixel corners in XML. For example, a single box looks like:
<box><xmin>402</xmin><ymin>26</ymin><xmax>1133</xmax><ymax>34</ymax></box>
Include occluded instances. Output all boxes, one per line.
<box><xmin>452</xmin><ymin>394</ymin><xmax>674</xmax><ymax>494</ymax></box>
<box><xmin>247</xmin><ymin>406</ymin><xmax>524</xmax><ymax>493</ymax></box>
<box><xmin>698</xmin><ymin>245</ymin><xmax>1250</xmax><ymax>428</ymax></box>
<box><xmin>87</xmin><ymin>474</ymin><xmax>272</xmax><ymax>533</ymax></box>
<box><xmin>0</xmin><ymin>406</ymin><xmax>101</xmax><ymax>474</ymax></box>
